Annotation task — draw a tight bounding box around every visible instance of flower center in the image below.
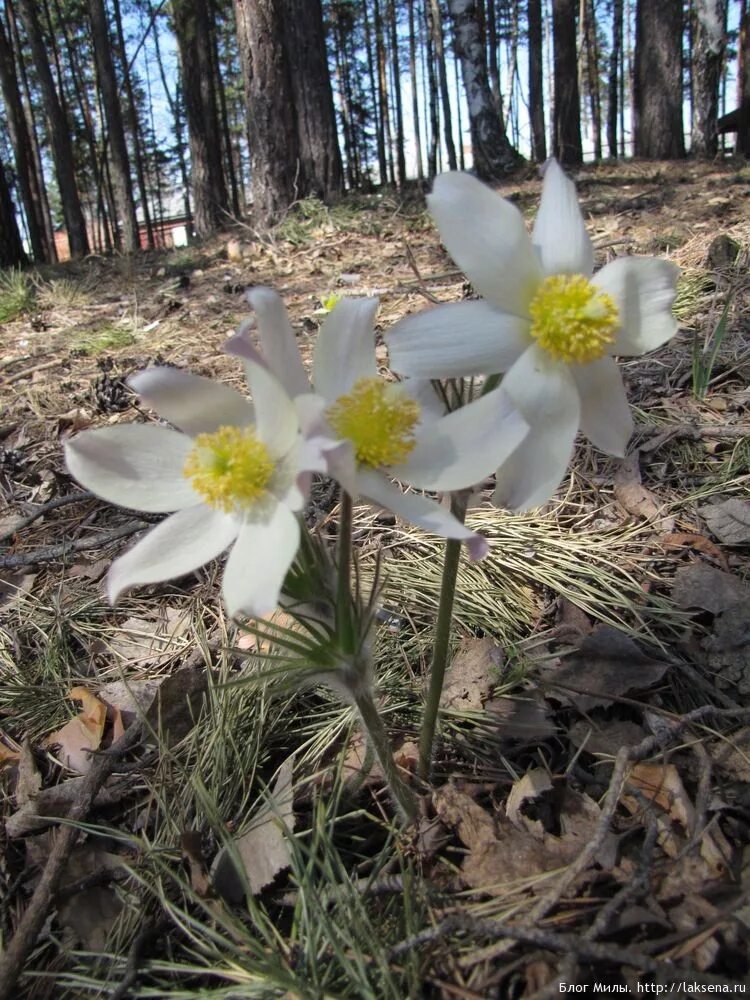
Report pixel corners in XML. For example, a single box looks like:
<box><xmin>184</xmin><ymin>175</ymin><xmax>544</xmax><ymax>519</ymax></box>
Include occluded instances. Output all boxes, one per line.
<box><xmin>326</xmin><ymin>377</ymin><xmax>420</xmax><ymax>468</ymax></box>
<box><xmin>529</xmin><ymin>274</ymin><xmax>619</xmax><ymax>364</ymax></box>
<box><xmin>183</xmin><ymin>426</ymin><xmax>274</xmax><ymax>512</ymax></box>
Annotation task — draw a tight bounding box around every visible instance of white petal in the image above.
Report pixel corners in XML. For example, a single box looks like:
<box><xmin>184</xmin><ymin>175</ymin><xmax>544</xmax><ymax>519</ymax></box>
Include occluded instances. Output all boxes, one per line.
<box><xmin>492</xmin><ymin>345</ymin><xmax>580</xmax><ymax>511</ymax></box>
<box><xmin>65</xmin><ymin>425</ymin><xmax>196</xmax><ymax>513</ymax></box>
<box><xmin>532</xmin><ymin>159</ymin><xmax>594</xmax><ymax>277</ymax></box>
<box><xmin>572</xmin><ymin>357</ymin><xmax>633</xmax><ymax>457</ymax></box>
<box><xmin>313</xmin><ymin>297</ymin><xmax>380</xmax><ymax>399</ymax></box>
<box><xmin>129</xmin><ymin>368</ymin><xmax>254</xmax><ymax>437</ymax></box>
<box><xmin>244</xmin><ymin>361</ymin><xmax>298</xmax><ymax>459</ymax></box>
<box><xmin>385</xmin><ymin>300</ymin><xmax>531</xmax><ymax>379</ymax></box>
<box><xmin>593</xmin><ymin>257</ymin><xmax>679</xmax><ymax>356</ymax></box>
<box><xmin>244</xmin><ymin>287</ymin><xmax>310</xmax><ymax>397</ymax></box>
<box><xmin>222</xmin><ymin>503</ymin><xmax>300</xmax><ymax>617</ymax></box>
<box><xmin>401</xmin><ymin>378</ymin><xmax>447</xmax><ymax>420</ymax></box>
<box><xmin>356</xmin><ymin>468</ymin><xmax>488</xmax><ymax>560</ymax></box>
<box><xmin>108</xmin><ymin>505</ymin><xmax>239</xmax><ymax>603</ymax></box>
<box><xmin>428</xmin><ymin>172</ymin><xmax>542</xmax><ymax>318</ymax></box>
<box><xmin>393</xmin><ymin>387</ymin><xmax>529</xmax><ymax>492</ymax></box>
<box><xmin>294</xmin><ymin>393</ymin><xmax>328</xmax><ymax>436</ymax></box>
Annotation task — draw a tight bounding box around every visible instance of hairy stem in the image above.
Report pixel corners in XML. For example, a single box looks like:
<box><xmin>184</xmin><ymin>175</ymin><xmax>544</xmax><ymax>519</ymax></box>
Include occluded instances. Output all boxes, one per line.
<box><xmin>418</xmin><ymin>491</ymin><xmax>468</xmax><ymax>781</ymax></box>
<box><xmin>355</xmin><ymin>690</ymin><xmax>418</xmax><ymax>822</ymax></box>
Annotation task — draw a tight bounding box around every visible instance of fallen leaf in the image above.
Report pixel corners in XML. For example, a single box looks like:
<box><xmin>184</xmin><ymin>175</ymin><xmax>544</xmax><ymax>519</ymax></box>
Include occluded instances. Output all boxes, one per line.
<box><xmin>661</xmin><ymin>532</ymin><xmax>729</xmax><ymax>570</ymax></box>
<box><xmin>105</xmin><ymin>608</ymin><xmax>190</xmax><ymax>667</ymax></box>
<box><xmin>440</xmin><ymin>637</ymin><xmax>502</xmax><ymax>711</ymax></box>
<box><xmin>0</xmin><ymin>742</ymin><xmax>20</xmax><ymax>767</ymax></box>
<box><xmin>505</xmin><ymin>768</ymin><xmax>552</xmax><ymax>837</ymax></box>
<box><xmin>55</xmin><ymin>843</ymin><xmax>126</xmax><ymax>950</ymax></box>
<box><xmin>569</xmin><ymin>719</ymin><xmax>647</xmax><ymax>757</ymax></box>
<box><xmin>554</xmin><ymin>597</ymin><xmax>593</xmax><ymax>642</ymax></box>
<box><xmin>181</xmin><ymin>831</ymin><xmax>212</xmax><ymax>897</ymax></box>
<box><xmin>622</xmin><ymin>763</ymin><xmax>731</xmax><ymax>878</ymax></box>
<box><xmin>671</xmin><ymin>563</ymin><xmax>750</xmax><ymax>615</ymax></box>
<box><xmin>433</xmin><ymin>784</ymin><xmax>583</xmax><ymax>894</ymax></box>
<box><xmin>212</xmin><ymin>756</ymin><xmax>295</xmax><ymax>903</ymax></box>
<box><xmin>44</xmin><ymin>687</ymin><xmax>108</xmax><ymax>774</ymax></box>
<box><xmin>614</xmin><ymin>452</ymin><xmax>668</xmax><ymax>523</ymax></box>
<box><xmin>704</xmin><ymin>603</ymin><xmax>750</xmax><ymax>695</ymax></box>
<box><xmin>546</xmin><ymin>625</ymin><xmax>668</xmax><ymax>711</ymax></box>
<box><xmin>235</xmin><ymin>610</ymin><xmax>300</xmax><ymax>654</ymax></box>
<box><xmin>707</xmin><ymin>727</ymin><xmax>750</xmax><ymax>783</ymax></box>
<box><xmin>15</xmin><ymin>738</ymin><xmax>42</xmax><ymax>807</ymax></box>
<box><xmin>484</xmin><ymin>696</ymin><xmax>556</xmax><ymax>740</ymax></box>
<box><xmin>700</xmin><ymin>498</ymin><xmax>750</xmax><ymax>546</ymax></box>
<box><xmin>144</xmin><ymin>666</ymin><xmax>208</xmax><ymax>747</ymax></box>
<box><xmin>0</xmin><ymin>571</ymin><xmax>37</xmax><ymax>610</ymax></box>
<box><xmin>97</xmin><ymin>678</ymin><xmax>163</xmax><ymax>725</ymax></box>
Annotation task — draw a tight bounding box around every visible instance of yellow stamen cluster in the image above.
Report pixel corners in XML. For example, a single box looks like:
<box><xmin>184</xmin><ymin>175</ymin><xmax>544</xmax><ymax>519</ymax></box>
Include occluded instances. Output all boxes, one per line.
<box><xmin>183</xmin><ymin>425</ymin><xmax>274</xmax><ymax>512</ymax></box>
<box><xmin>529</xmin><ymin>274</ymin><xmax>619</xmax><ymax>365</ymax></box>
<box><xmin>326</xmin><ymin>377</ymin><xmax>420</xmax><ymax>468</ymax></box>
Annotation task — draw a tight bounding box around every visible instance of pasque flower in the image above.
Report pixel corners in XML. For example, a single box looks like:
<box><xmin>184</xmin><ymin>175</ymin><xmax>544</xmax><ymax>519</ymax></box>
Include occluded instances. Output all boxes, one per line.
<box><xmin>226</xmin><ymin>287</ymin><xmax>529</xmax><ymax>559</ymax></box>
<box><xmin>384</xmin><ymin>160</ymin><xmax>679</xmax><ymax>510</ymax></box>
<box><xmin>65</xmin><ymin>361</ymin><xmax>327</xmax><ymax>617</ymax></box>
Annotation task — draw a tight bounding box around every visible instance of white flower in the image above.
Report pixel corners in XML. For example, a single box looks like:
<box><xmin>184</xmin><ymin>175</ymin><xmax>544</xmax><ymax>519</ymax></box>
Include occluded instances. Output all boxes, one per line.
<box><xmin>64</xmin><ymin>362</ymin><xmax>327</xmax><ymax>617</ymax></box>
<box><xmin>384</xmin><ymin>161</ymin><xmax>680</xmax><ymax>511</ymax></box>
<box><xmin>226</xmin><ymin>287</ymin><xmax>529</xmax><ymax>560</ymax></box>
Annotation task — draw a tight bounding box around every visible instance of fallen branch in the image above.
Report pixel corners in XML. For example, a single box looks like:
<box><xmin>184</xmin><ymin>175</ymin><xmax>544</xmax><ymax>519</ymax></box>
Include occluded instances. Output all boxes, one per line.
<box><xmin>0</xmin><ymin>519</ymin><xmax>148</xmax><ymax>569</ymax></box>
<box><xmin>0</xmin><ymin>491</ymin><xmax>95</xmax><ymax>543</ymax></box>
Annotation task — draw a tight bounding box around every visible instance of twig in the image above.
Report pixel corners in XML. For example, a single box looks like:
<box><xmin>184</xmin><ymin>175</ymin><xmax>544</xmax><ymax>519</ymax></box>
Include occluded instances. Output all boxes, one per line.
<box><xmin>403</xmin><ymin>241</ymin><xmax>441</xmax><ymax>304</ymax></box>
<box><xmin>390</xmin><ymin>913</ymin><xmax>658</xmax><ymax>972</ymax></box>
<box><xmin>0</xmin><ymin>519</ymin><xmax>148</xmax><ymax>568</ymax></box>
<box><xmin>0</xmin><ymin>721</ymin><xmax>145</xmax><ymax>1000</ymax></box>
<box><xmin>530</xmin><ymin>704</ymin><xmax>750</xmax><ymax>924</ymax></box>
<box><xmin>0</xmin><ymin>491</ymin><xmax>95</xmax><ymax>542</ymax></box>
<box><xmin>2</xmin><ymin>359</ymin><xmax>62</xmax><ymax>385</ymax></box>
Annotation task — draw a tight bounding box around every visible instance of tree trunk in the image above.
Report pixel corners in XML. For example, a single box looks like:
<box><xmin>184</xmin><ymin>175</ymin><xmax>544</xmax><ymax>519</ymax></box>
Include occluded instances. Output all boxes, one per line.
<box><xmin>449</xmin><ymin>0</ymin><xmax>522</xmax><ymax>178</ymax></box>
<box><xmin>424</xmin><ymin>0</ymin><xmax>440</xmax><ymax>178</ymax></box>
<box><xmin>114</xmin><ymin>0</ymin><xmax>155</xmax><ymax>247</ymax></box>
<box><xmin>691</xmin><ymin>0</ymin><xmax>727</xmax><ymax>157</ymax></box>
<box><xmin>552</xmin><ymin>0</ymin><xmax>583</xmax><ymax>164</ymax></box>
<box><xmin>152</xmin><ymin>6</ymin><xmax>192</xmax><ymax>227</ymax></box>
<box><xmin>633</xmin><ymin>0</ymin><xmax>685</xmax><ymax>158</ymax></box>
<box><xmin>173</xmin><ymin>0</ymin><xmax>228</xmax><ymax>236</ymax></box>
<box><xmin>584</xmin><ymin>0</ymin><xmax>602</xmax><ymax>159</ymax></box>
<box><xmin>486</xmin><ymin>0</ymin><xmax>501</xmax><ymax>106</ymax></box>
<box><xmin>17</xmin><ymin>0</ymin><xmax>89</xmax><ymax>256</ymax></box>
<box><xmin>388</xmin><ymin>0</ymin><xmax>407</xmax><ymax>187</ymax></box>
<box><xmin>738</xmin><ymin>5</ymin><xmax>750</xmax><ymax>155</ymax></box>
<box><xmin>88</xmin><ymin>0</ymin><xmax>140</xmax><ymax>252</ymax></box>
<box><xmin>607</xmin><ymin>0</ymin><xmax>622</xmax><ymax>157</ymax></box>
<box><xmin>281</xmin><ymin>0</ymin><xmax>344</xmax><ymax>199</ymax></box>
<box><xmin>427</xmin><ymin>0</ymin><xmax>458</xmax><ymax>170</ymax></box>
<box><xmin>408</xmin><ymin>0</ymin><xmax>424</xmax><ymax>180</ymax></box>
<box><xmin>528</xmin><ymin>0</ymin><xmax>547</xmax><ymax>162</ymax></box>
<box><xmin>0</xmin><ymin>11</ymin><xmax>50</xmax><ymax>261</ymax></box>
<box><xmin>209</xmin><ymin>0</ymin><xmax>241</xmax><ymax>218</ymax></box>
<box><xmin>0</xmin><ymin>154</ymin><xmax>27</xmax><ymax>268</ymax></box>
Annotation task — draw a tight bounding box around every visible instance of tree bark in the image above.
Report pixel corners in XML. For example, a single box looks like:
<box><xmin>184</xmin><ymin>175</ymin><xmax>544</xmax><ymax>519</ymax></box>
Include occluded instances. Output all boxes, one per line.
<box><xmin>449</xmin><ymin>0</ymin><xmax>522</xmax><ymax>178</ymax></box>
<box><xmin>528</xmin><ymin>0</ymin><xmax>547</xmax><ymax>162</ymax></box>
<box><xmin>0</xmin><ymin>153</ymin><xmax>27</xmax><ymax>268</ymax></box>
<box><xmin>17</xmin><ymin>0</ymin><xmax>89</xmax><ymax>256</ymax></box>
<box><xmin>691</xmin><ymin>0</ymin><xmax>727</xmax><ymax>157</ymax></box>
<box><xmin>427</xmin><ymin>0</ymin><xmax>458</xmax><ymax>170</ymax></box>
<box><xmin>633</xmin><ymin>0</ymin><xmax>685</xmax><ymax>158</ymax></box>
<box><xmin>738</xmin><ymin>6</ymin><xmax>750</xmax><ymax>155</ymax></box>
<box><xmin>552</xmin><ymin>0</ymin><xmax>583</xmax><ymax>165</ymax></box>
<box><xmin>408</xmin><ymin>0</ymin><xmax>425</xmax><ymax>180</ymax></box>
<box><xmin>172</xmin><ymin>0</ymin><xmax>229</xmax><ymax>236</ymax></box>
<box><xmin>88</xmin><ymin>0</ymin><xmax>140</xmax><ymax>251</ymax></box>
<box><xmin>281</xmin><ymin>0</ymin><xmax>344</xmax><ymax>199</ymax></box>
<box><xmin>388</xmin><ymin>0</ymin><xmax>407</xmax><ymax>187</ymax></box>
<box><xmin>607</xmin><ymin>0</ymin><xmax>622</xmax><ymax>157</ymax></box>
<box><xmin>0</xmin><ymin>11</ymin><xmax>51</xmax><ymax>261</ymax></box>
<box><xmin>583</xmin><ymin>0</ymin><xmax>602</xmax><ymax>159</ymax></box>
<box><xmin>424</xmin><ymin>0</ymin><xmax>439</xmax><ymax>178</ymax></box>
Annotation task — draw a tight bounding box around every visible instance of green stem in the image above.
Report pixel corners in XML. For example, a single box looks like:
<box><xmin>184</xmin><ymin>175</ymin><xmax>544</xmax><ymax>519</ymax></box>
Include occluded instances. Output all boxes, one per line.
<box><xmin>418</xmin><ymin>492</ymin><xmax>468</xmax><ymax>781</ymax></box>
<box><xmin>337</xmin><ymin>490</ymin><xmax>354</xmax><ymax>653</ymax></box>
<box><xmin>355</xmin><ymin>691</ymin><xmax>418</xmax><ymax>823</ymax></box>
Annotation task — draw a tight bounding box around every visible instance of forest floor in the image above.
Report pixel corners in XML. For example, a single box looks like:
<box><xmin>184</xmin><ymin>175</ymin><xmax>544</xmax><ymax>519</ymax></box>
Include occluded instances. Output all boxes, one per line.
<box><xmin>1</xmin><ymin>158</ymin><xmax>749</xmax><ymax>998</ymax></box>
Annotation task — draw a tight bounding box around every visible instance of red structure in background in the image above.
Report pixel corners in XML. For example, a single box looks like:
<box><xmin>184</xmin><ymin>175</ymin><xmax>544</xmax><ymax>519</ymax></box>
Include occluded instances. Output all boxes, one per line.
<box><xmin>53</xmin><ymin>216</ymin><xmax>192</xmax><ymax>260</ymax></box>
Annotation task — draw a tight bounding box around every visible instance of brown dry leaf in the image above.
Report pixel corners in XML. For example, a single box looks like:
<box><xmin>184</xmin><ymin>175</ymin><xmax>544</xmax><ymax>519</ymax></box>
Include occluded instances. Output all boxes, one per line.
<box><xmin>700</xmin><ymin>498</ymin><xmax>750</xmax><ymax>546</ymax></box>
<box><xmin>181</xmin><ymin>831</ymin><xmax>212</xmax><ymax>897</ymax></box>
<box><xmin>708</xmin><ymin>727</ymin><xmax>750</xmax><ymax>783</ymax></box>
<box><xmin>97</xmin><ymin>678</ymin><xmax>163</xmax><ymax>731</ymax></box>
<box><xmin>485</xmin><ymin>696</ymin><xmax>556</xmax><ymax>740</ymax></box>
<box><xmin>660</xmin><ymin>532</ymin><xmax>729</xmax><ymax>570</ymax></box>
<box><xmin>505</xmin><ymin>768</ymin><xmax>552</xmax><ymax>837</ymax></box>
<box><xmin>144</xmin><ymin>666</ymin><xmax>208</xmax><ymax>747</ymax></box>
<box><xmin>671</xmin><ymin>563</ymin><xmax>750</xmax><ymax>615</ymax></box>
<box><xmin>44</xmin><ymin>687</ymin><xmax>108</xmax><ymax>774</ymax></box>
<box><xmin>569</xmin><ymin>718</ymin><xmax>647</xmax><ymax>757</ymax></box>
<box><xmin>546</xmin><ymin>625</ymin><xmax>668</xmax><ymax>711</ymax></box>
<box><xmin>55</xmin><ymin>843</ymin><xmax>126</xmax><ymax>951</ymax></box>
<box><xmin>66</xmin><ymin>557</ymin><xmax>109</xmax><ymax>582</ymax></box>
<box><xmin>554</xmin><ymin>597</ymin><xmax>593</xmax><ymax>642</ymax></box>
<box><xmin>704</xmin><ymin>603</ymin><xmax>750</xmax><ymax>696</ymax></box>
<box><xmin>440</xmin><ymin>636</ymin><xmax>502</xmax><ymax>711</ymax></box>
<box><xmin>0</xmin><ymin>741</ymin><xmax>20</xmax><ymax>767</ymax></box>
<box><xmin>433</xmin><ymin>784</ymin><xmax>579</xmax><ymax>894</ymax></box>
<box><xmin>0</xmin><ymin>571</ymin><xmax>37</xmax><ymax>610</ymax></box>
<box><xmin>15</xmin><ymin>738</ymin><xmax>42</xmax><ymax>808</ymax></box>
<box><xmin>106</xmin><ymin>608</ymin><xmax>190</xmax><ymax>667</ymax></box>
<box><xmin>235</xmin><ymin>610</ymin><xmax>300</xmax><ymax>654</ymax></box>
<box><xmin>622</xmin><ymin>763</ymin><xmax>731</xmax><ymax>878</ymax></box>
<box><xmin>614</xmin><ymin>452</ymin><xmax>666</xmax><ymax>522</ymax></box>
<box><xmin>212</xmin><ymin>756</ymin><xmax>295</xmax><ymax>903</ymax></box>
